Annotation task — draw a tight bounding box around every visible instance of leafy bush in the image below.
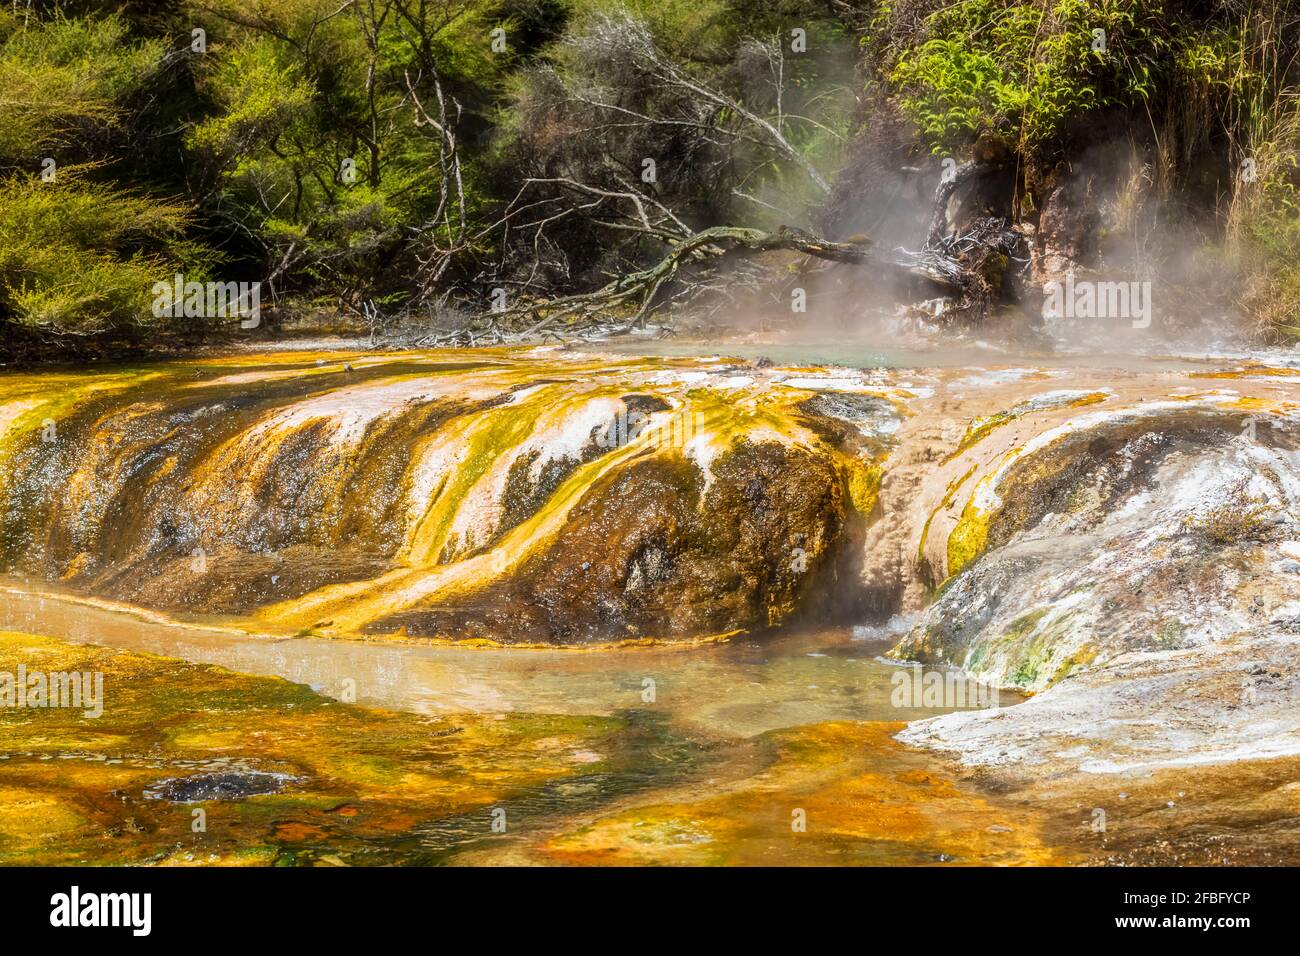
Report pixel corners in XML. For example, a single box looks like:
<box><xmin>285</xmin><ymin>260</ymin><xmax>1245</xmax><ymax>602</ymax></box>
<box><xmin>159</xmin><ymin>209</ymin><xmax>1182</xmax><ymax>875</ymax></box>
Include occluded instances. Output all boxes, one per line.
<box><xmin>0</xmin><ymin>9</ymin><xmax>164</xmax><ymax>162</ymax></box>
<box><xmin>0</xmin><ymin>10</ymin><xmax>199</xmax><ymax>345</ymax></box>
<box><xmin>182</xmin><ymin>0</ymin><xmax>504</xmax><ymax>304</ymax></box>
<box><xmin>1186</xmin><ymin>479</ymin><xmax>1273</xmax><ymax>544</ymax></box>
<box><xmin>0</xmin><ymin>170</ymin><xmax>205</xmax><ymax>337</ymax></box>
<box><xmin>1235</xmin><ymin>135</ymin><xmax>1300</xmax><ymax>340</ymax></box>
<box><xmin>883</xmin><ymin>0</ymin><xmax>1225</xmax><ymax>152</ymax></box>
<box><xmin>0</xmin><ymin>0</ymin><xmax>1296</xmax><ymax>352</ymax></box>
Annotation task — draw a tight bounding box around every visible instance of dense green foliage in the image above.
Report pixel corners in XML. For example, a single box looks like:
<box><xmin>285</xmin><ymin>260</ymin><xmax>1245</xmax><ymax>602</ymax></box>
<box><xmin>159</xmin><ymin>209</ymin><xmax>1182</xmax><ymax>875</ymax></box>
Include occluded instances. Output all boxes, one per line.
<box><xmin>886</xmin><ymin>0</ymin><xmax>1164</xmax><ymax>149</ymax></box>
<box><xmin>1</xmin><ymin>0</ymin><xmax>1298</xmax><ymax>353</ymax></box>
<box><xmin>0</xmin><ymin>169</ymin><xmax>203</xmax><ymax>336</ymax></box>
<box><xmin>0</xmin><ymin>9</ymin><xmax>189</xmax><ymax>340</ymax></box>
<box><xmin>1235</xmin><ymin>110</ymin><xmax>1300</xmax><ymax>337</ymax></box>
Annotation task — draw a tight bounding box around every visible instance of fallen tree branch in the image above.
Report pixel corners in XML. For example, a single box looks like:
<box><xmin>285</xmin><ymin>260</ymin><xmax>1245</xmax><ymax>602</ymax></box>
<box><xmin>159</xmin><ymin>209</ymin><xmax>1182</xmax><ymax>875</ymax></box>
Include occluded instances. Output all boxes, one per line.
<box><xmin>887</xmin><ymin>157</ymin><xmax>1028</xmax><ymax>323</ymax></box>
<box><xmin>452</xmin><ymin>225</ymin><xmax>877</xmax><ymax>336</ymax></box>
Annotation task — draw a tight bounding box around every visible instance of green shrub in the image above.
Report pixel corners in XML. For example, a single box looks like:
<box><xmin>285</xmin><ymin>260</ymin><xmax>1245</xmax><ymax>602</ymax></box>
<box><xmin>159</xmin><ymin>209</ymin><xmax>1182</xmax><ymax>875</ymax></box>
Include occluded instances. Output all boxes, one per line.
<box><xmin>0</xmin><ymin>10</ymin><xmax>164</xmax><ymax>162</ymax></box>
<box><xmin>1229</xmin><ymin>99</ymin><xmax>1300</xmax><ymax>340</ymax></box>
<box><xmin>885</xmin><ymin>0</ymin><xmax>1188</xmax><ymax>152</ymax></box>
<box><xmin>0</xmin><ymin>171</ymin><xmax>206</xmax><ymax>337</ymax></box>
<box><xmin>1186</xmin><ymin>479</ymin><xmax>1273</xmax><ymax>544</ymax></box>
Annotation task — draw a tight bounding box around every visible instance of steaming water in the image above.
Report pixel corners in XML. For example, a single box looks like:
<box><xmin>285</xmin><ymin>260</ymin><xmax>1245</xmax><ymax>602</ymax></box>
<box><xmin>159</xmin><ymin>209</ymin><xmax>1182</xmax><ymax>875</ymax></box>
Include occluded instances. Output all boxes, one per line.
<box><xmin>597</xmin><ymin>339</ymin><xmax>1223</xmax><ymax>373</ymax></box>
<box><xmin>9</xmin><ymin>344</ymin><xmax>1275</xmax><ymax>863</ymax></box>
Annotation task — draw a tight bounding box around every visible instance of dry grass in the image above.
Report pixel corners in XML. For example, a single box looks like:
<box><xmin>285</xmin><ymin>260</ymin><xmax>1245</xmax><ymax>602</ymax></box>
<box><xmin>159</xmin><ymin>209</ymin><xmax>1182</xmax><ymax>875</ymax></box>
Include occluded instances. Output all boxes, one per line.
<box><xmin>1187</xmin><ymin>479</ymin><xmax>1274</xmax><ymax>544</ymax></box>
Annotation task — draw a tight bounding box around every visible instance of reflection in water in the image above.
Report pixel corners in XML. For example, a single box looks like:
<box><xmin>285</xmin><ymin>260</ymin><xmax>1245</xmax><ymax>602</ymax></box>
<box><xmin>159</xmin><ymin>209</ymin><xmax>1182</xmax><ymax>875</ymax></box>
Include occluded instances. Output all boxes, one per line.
<box><xmin>0</xmin><ymin>579</ymin><xmax>1015</xmax><ymax>738</ymax></box>
<box><xmin>0</xmin><ymin>578</ymin><xmax>1055</xmax><ymax>865</ymax></box>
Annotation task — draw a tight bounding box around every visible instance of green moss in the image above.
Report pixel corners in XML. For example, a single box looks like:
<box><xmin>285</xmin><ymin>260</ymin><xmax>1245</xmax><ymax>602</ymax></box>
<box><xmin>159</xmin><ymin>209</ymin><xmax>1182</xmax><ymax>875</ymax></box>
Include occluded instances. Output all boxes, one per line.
<box><xmin>1008</xmin><ymin>658</ymin><xmax>1041</xmax><ymax>687</ymax></box>
<box><xmin>1151</xmin><ymin>618</ymin><xmax>1187</xmax><ymax>650</ymax></box>
<box><xmin>1003</xmin><ymin>607</ymin><xmax>1050</xmax><ymax>640</ymax></box>
<box><xmin>988</xmin><ymin>606</ymin><xmax>1091</xmax><ymax>689</ymax></box>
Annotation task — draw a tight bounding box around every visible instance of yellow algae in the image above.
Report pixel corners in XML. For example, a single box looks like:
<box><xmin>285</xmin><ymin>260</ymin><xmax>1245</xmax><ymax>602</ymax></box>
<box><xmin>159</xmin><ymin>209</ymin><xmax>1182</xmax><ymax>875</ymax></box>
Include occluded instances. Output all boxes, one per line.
<box><xmin>12</xmin><ymin>348</ymin><xmax>1277</xmax><ymax>645</ymax></box>
<box><xmin>1189</xmin><ymin>365</ymin><xmax>1300</xmax><ymax>380</ymax></box>
<box><xmin>919</xmin><ymin>463</ymin><xmax>978</xmax><ymax>565</ymax></box>
<box><xmin>1049</xmin><ymin>642</ymin><xmax>1098</xmax><ymax>684</ymax></box>
<box><xmin>946</xmin><ymin>500</ymin><xmax>992</xmax><ymax>578</ymax></box>
<box><xmin>940</xmin><ymin>394</ymin><xmax>1297</xmax><ymax>581</ymax></box>
<box><xmin>1070</xmin><ymin>392</ymin><xmax>1109</xmax><ymax>408</ymax></box>
<box><xmin>255</xmin><ymin>366</ymin><xmax>863</xmax><ymax>638</ymax></box>
<box><xmin>539</xmin><ymin>722</ymin><xmax>1069</xmax><ymax>866</ymax></box>
<box><xmin>185</xmin><ymin>370</ymin><xmax>515</xmax><ymax>521</ymax></box>
<box><xmin>256</xmin><ymin>406</ymin><xmax>669</xmax><ymax>633</ymax></box>
<box><xmin>846</xmin><ymin>460</ymin><xmax>884</xmax><ymax>517</ymax></box>
<box><xmin>4</xmin><ymin>348</ymin><xmax>894</xmax><ymax>642</ymax></box>
<box><xmin>957</xmin><ymin>411</ymin><xmax>1010</xmax><ymax>452</ymax></box>
<box><xmin>0</xmin><ymin>630</ymin><xmax>621</xmax><ymax>865</ymax></box>
<box><xmin>681</xmin><ymin>382</ymin><xmax>825</xmax><ymax>475</ymax></box>
<box><xmin>953</xmin><ymin>390</ymin><xmax>1110</xmax><ymax>455</ymax></box>
<box><xmin>1227</xmin><ymin>394</ymin><xmax>1286</xmax><ymax>412</ymax></box>
<box><xmin>3</xmin><ymin>348</ymin><xmax>1298</xmax><ymax>871</ymax></box>
<box><xmin>402</xmin><ymin>382</ymin><xmax>620</xmax><ymax>565</ymax></box>
<box><xmin>0</xmin><ymin>370</ymin><xmax>161</xmax><ymax>463</ymax></box>
<box><xmin>945</xmin><ymin>463</ymin><xmax>1003</xmax><ymax>578</ymax></box>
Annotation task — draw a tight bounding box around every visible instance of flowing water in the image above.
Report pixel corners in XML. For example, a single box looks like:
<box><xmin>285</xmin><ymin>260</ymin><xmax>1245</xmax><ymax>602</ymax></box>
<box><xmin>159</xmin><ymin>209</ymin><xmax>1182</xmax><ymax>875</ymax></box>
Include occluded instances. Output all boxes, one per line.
<box><xmin>0</xmin><ymin>579</ymin><xmax>994</xmax><ymax>733</ymax></box>
<box><xmin>0</xmin><ymin>578</ymin><xmax>1049</xmax><ymax>865</ymax></box>
<box><xmin>1</xmin><ymin>344</ymin><xmax>1294</xmax><ymax>864</ymax></box>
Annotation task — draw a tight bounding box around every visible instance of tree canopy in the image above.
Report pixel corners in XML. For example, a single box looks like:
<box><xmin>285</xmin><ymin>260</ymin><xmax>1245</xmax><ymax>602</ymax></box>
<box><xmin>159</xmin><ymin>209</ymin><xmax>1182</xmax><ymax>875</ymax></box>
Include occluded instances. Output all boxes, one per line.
<box><xmin>1</xmin><ymin>0</ymin><xmax>1298</xmax><ymax>355</ymax></box>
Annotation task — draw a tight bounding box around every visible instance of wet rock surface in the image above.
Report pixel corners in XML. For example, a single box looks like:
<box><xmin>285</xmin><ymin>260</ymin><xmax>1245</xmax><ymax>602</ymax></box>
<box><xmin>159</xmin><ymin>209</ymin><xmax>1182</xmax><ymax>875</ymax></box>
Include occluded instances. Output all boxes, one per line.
<box><xmin>3</xmin><ymin>347</ymin><xmax>1300</xmax><ymax>864</ymax></box>
<box><xmin>144</xmin><ymin>770</ymin><xmax>298</xmax><ymax>803</ymax></box>
<box><xmin>864</xmin><ymin>361</ymin><xmax>1300</xmax><ymax>859</ymax></box>
<box><xmin>893</xmin><ymin>407</ymin><xmax>1300</xmax><ymax>690</ymax></box>
<box><xmin>375</xmin><ymin>442</ymin><xmax>847</xmax><ymax>643</ymax></box>
<box><xmin>899</xmin><ymin>627</ymin><xmax>1300</xmax><ymax>772</ymax></box>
